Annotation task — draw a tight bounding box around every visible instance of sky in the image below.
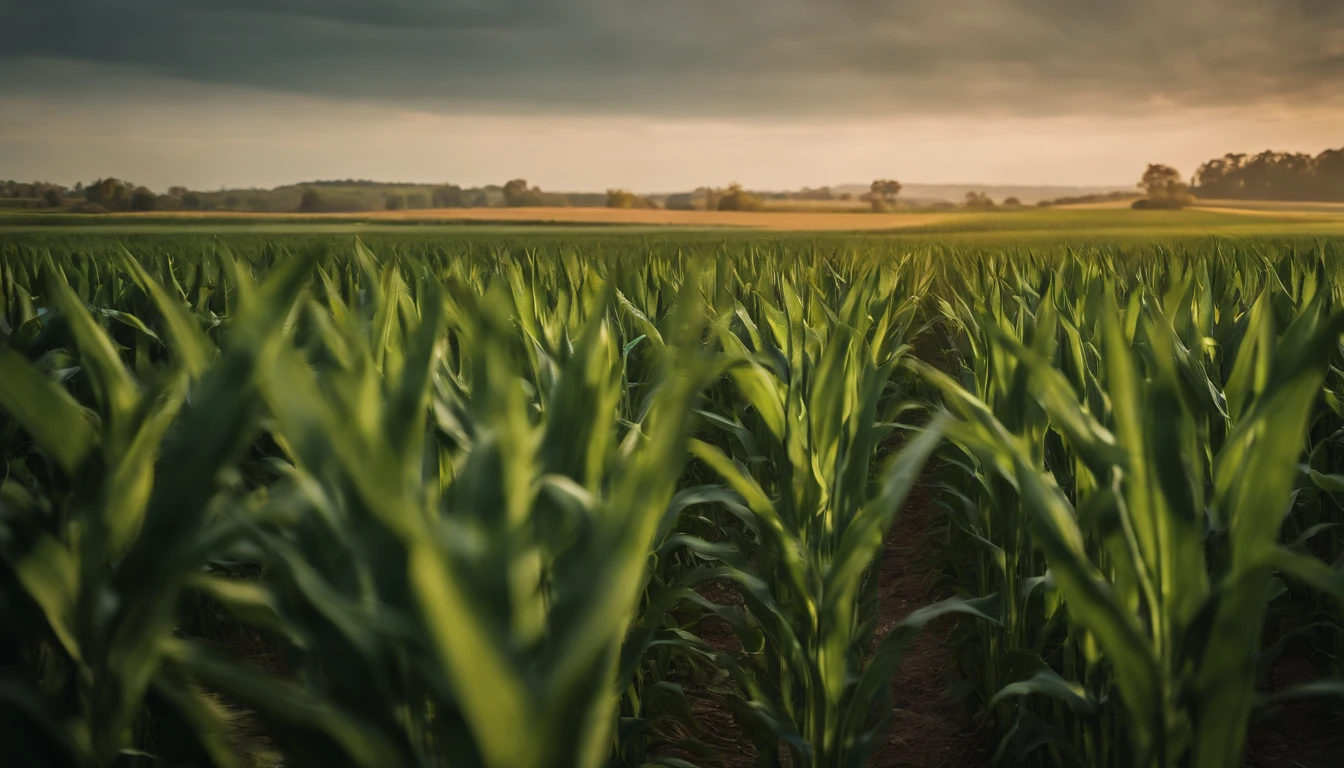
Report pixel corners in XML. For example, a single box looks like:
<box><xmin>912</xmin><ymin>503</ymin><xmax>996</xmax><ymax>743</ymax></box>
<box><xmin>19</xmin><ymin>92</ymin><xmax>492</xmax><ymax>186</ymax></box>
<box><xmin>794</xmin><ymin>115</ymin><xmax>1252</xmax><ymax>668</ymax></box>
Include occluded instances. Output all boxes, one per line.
<box><xmin>2</xmin><ymin>0</ymin><xmax>1343</xmax><ymax>192</ymax></box>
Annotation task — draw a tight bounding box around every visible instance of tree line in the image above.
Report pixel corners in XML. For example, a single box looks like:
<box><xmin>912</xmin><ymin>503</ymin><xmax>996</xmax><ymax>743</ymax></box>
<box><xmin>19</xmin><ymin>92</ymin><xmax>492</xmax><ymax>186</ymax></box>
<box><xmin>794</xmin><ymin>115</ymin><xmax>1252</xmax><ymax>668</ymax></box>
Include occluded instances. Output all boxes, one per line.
<box><xmin>1</xmin><ymin>179</ymin><xmax>160</xmax><ymax>213</ymax></box>
<box><xmin>0</xmin><ymin>178</ymin><xmax>590</xmax><ymax>214</ymax></box>
<box><xmin>3</xmin><ymin>176</ymin><xmax>1027</xmax><ymax>215</ymax></box>
<box><xmin>27</xmin><ymin>152</ymin><xmax>1344</xmax><ymax>217</ymax></box>
<box><xmin>1192</xmin><ymin>146</ymin><xmax>1344</xmax><ymax>201</ymax></box>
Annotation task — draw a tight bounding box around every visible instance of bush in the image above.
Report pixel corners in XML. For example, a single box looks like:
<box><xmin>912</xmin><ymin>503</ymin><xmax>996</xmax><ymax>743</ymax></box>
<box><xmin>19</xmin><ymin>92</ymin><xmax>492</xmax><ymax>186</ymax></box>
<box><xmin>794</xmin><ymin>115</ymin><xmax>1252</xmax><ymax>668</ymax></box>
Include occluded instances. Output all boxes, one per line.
<box><xmin>1132</xmin><ymin>193</ymin><xmax>1194</xmax><ymax>210</ymax></box>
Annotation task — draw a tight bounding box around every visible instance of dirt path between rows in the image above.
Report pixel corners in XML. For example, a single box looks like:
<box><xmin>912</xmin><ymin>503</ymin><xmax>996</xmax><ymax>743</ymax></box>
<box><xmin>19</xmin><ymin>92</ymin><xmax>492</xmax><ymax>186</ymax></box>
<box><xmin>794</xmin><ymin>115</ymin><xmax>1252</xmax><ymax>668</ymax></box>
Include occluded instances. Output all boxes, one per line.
<box><xmin>871</xmin><ymin>483</ymin><xmax>988</xmax><ymax>768</ymax></box>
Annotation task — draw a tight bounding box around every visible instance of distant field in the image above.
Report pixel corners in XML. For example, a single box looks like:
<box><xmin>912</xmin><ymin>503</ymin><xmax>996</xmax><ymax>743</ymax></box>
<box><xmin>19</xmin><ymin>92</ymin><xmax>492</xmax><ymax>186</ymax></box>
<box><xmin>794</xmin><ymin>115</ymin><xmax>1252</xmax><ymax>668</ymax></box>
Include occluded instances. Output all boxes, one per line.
<box><xmin>1052</xmin><ymin>199</ymin><xmax>1138</xmax><ymax>210</ymax></box>
<box><xmin>1</xmin><ymin>206</ymin><xmax>961</xmax><ymax>231</ymax></box>
<box><xmin>5</xmin><ymin>201</ymin><xmax>1344</xmax><ymax>238</ymax></box>
<box><xmin>1195</xmin><ymin>199</ymin><xmax>1344</xmax><ymax>215</ymax></box>
<box><xmin>760</xmin><ymin>199</ymin><xmax>871</xmax><ymax>213</ymax></box>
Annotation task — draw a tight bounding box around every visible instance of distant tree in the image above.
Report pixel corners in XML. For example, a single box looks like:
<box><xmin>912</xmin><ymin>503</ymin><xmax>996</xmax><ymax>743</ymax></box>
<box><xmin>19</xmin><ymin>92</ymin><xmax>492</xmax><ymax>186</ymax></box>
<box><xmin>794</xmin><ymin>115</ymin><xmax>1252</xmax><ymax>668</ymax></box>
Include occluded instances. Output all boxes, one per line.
<box><xmin>245</xmin><ymin>196</ymin><xmax>271</xmax><ymax>212</ymax></box>
<box><xmin>299</xmin><ymin>189</ymin><xmax>324</xmax><ymax>212</ymax></box>
<box><xmin>1139</xmin><ymin>164</ymin><xmax>1188</xmax><ymax>199</ymax></box>
<box><xmin>167</xmin><ymin>186</ymin><xmax>189</xmax><ymax>198</ymax></box>
<box><xmin>181</xmin><ymin>192</ymin><xmax>202</xmax><ymax>210</ymax></box>
<box><xmin>86</xmin><ymin>178</ymin><xmax>133</xmax><ymax>211</ymax></box>
<box><xmin>503</xmin><ymin>178</ymin><xmax>545</xmax><ymax>207</ymax></box>
<box><xmin>468</xmin><ymin>189</ymin><xmax>490</xmax><ymax>207</ymax></box>
<box><xmin>664</xmin><ymin>193</ymin><xmax>695</xmax><ymax>211</ymax></box>
<box><xmin>1003</xmin><ymin>196</ymin><xmax>1022</xmax><ymax>207</ymax></box>
<box><xmin>963</xmin><ymin>191</ymin><xmax>997</xmax><ymax>210</ymax></box>
<box><xmin>130</xmin><ymin>187</ymin><xmax>158</xmax><ymax>212</ymax></box>
<box><xmin>606</xmin><ymin>189</ymin><xmax>658</xmax><ymax>209</ymax></box>
<box><xmin>1313</xmin><ymin>148</ymin><xmax>1344</xmax><ymax>200</ymax></box>
<box><xmin>432</xmin><ymin>184</ymin><xmax>468</xmax><ymax>208</ymax></box>
<box><xmin>717</xmin><ymin>183</ymin><xmax>764</xmax><ymax>212</ymax></box>
<box><xmin>155</xmin><ymin>194</ymin><xmax>182</xmax><ymax>211</ymax></box>
<box><xmin>869</xmin><ymin>179</ymin><xmax>902</xmax><ymax>211</ymax></box>
<box><xmin>838</xmin><ymin>193</ymin><xmax>853</xmax><ymax>202</ymax></box>
<box><xmin>406</xmin><ymin>192</ymin><xmax>430</xmax><ymax>209</ymax></box>
<box><xmin>385</xmin><ymin>193</ymin><xmax>407</xmax><ymax>211</ymax></box>
<box><xmin>74</xmin><ymin>181</ymin><xmax>84</xmax><ymax>194</ymax></box>
<box><xmin>1135</xmin><ymin>164</ymin><xmax>1194</xmax><ymax>209</ymax></box>
<box><xmin>42</xmin><ymin>189</ymin><xmax>64</xmax><ymax>208</ymax></box>
<box><xmin>697</xmin><ymin>186</ymin><xmax>725</xmax><ymax>211</ymax></box>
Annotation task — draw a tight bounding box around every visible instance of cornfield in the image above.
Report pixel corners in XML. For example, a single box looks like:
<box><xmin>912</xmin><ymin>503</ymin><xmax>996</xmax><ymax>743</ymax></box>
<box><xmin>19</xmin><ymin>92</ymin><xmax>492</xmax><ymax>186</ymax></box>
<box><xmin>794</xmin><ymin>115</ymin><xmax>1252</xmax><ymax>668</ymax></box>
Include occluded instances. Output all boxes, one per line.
<box><xmin>1</xmin><ymin>235</ymin><xmax>1342</xmax><ymax>767</ymax></box>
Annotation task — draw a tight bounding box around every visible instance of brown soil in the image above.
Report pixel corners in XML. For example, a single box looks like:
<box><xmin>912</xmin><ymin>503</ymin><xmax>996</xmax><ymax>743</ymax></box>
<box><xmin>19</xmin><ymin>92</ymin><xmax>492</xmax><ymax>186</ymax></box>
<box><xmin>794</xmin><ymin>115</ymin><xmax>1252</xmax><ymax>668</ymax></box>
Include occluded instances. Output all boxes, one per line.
<box><xmin>1243</xmin><ymin>638</ymin><xmax>1344</xmax><ymax>768</ymax></box>
<box><xmin>872</xmin><ymin>483</ymin><xmax>988</xmax><ymax>768</ymax></box>
<box><xmin>685</xmin><ymin>579</ymin><xmax>758</xmax><ymax>767</ymax></box>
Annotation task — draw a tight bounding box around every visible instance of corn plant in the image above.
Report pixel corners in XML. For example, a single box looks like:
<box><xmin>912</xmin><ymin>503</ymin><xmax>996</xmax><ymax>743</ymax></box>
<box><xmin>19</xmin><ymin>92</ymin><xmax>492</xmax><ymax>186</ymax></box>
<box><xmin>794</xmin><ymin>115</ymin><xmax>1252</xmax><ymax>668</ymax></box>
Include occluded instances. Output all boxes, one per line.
<box><xmin>926</xmin><ymin>265</ymin><xmax>1344</xmax><ymax>767</ymax></box>
<box><xmin>0</xmin><ymin>252</ymin><xmax>393</xmax><ymax>767</ymax></box>
<box><xmin>677</xmin><ymin>257</ymin><xmax>994</xmax><ymax>767</ymax></box>
<box><xmin>223</xmin><ymin>254</ymin><xmax>716</xmax><ymax>767</ymax></box>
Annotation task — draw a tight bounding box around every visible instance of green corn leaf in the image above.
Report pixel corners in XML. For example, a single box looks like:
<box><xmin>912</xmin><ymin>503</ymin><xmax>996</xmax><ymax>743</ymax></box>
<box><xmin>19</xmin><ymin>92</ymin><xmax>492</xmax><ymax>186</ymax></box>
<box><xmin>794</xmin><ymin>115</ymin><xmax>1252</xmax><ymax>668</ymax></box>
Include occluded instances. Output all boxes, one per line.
<box><xmin>0</xmin><ymin>345</ymin><xmax>96</xmax><ymax>475</ymax></box>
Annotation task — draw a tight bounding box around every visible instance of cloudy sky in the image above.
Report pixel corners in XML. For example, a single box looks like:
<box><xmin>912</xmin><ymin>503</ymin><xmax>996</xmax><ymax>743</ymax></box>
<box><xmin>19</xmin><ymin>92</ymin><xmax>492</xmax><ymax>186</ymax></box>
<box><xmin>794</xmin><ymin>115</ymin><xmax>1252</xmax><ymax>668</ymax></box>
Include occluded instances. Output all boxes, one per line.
<box><xmin>3</xmin><ymin>0</ymin><xmax>1343</xmax><ymax>191</ymax></box>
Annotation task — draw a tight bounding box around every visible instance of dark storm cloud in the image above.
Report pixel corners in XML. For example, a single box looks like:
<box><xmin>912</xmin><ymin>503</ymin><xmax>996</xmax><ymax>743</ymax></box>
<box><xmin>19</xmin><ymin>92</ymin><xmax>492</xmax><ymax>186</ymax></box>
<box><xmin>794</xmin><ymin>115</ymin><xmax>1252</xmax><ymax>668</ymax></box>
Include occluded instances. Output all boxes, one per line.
<box><xmin>2</xmin><ymin>0</ymin><xmax>1342</xmax><ymax>116</ymax></box>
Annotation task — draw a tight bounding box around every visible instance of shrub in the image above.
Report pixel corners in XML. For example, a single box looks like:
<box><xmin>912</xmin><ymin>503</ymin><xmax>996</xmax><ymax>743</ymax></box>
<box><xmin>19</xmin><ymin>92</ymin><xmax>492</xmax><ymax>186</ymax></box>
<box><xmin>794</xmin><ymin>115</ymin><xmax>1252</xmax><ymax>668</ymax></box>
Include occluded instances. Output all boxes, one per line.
<box><xmin>1132</xmin><ymin>194</ymin><xmax>1193</xmax><ymax>210</ymax></box>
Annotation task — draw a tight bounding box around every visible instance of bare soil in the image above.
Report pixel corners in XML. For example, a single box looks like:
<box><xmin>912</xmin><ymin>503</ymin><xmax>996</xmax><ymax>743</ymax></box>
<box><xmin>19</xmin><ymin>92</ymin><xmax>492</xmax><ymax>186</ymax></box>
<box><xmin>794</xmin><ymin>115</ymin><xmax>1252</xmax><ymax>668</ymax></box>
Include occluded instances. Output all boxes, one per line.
<box><xmin>872</xmin><ymin>483</ymin><xmax>988</xmax><ymax>768</ymax></box>
<box><xmin>1243</xmin><ymin>637</ymin><xmax>1344</xmax><ymax>768</ymax></box>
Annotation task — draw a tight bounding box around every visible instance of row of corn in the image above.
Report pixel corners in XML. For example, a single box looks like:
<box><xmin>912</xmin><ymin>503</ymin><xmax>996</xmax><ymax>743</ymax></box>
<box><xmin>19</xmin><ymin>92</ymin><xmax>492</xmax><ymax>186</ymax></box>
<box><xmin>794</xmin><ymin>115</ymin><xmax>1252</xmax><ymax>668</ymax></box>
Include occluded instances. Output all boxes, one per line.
<box><xmin>925</xmin><ymin>245</ymin><xmax>1344</xmax><ymax>766</ymax></box>
<box><xmin>0</xmin><ymin>237</ymin><xmax>1341</xmax><ymax>767</ymax></box>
